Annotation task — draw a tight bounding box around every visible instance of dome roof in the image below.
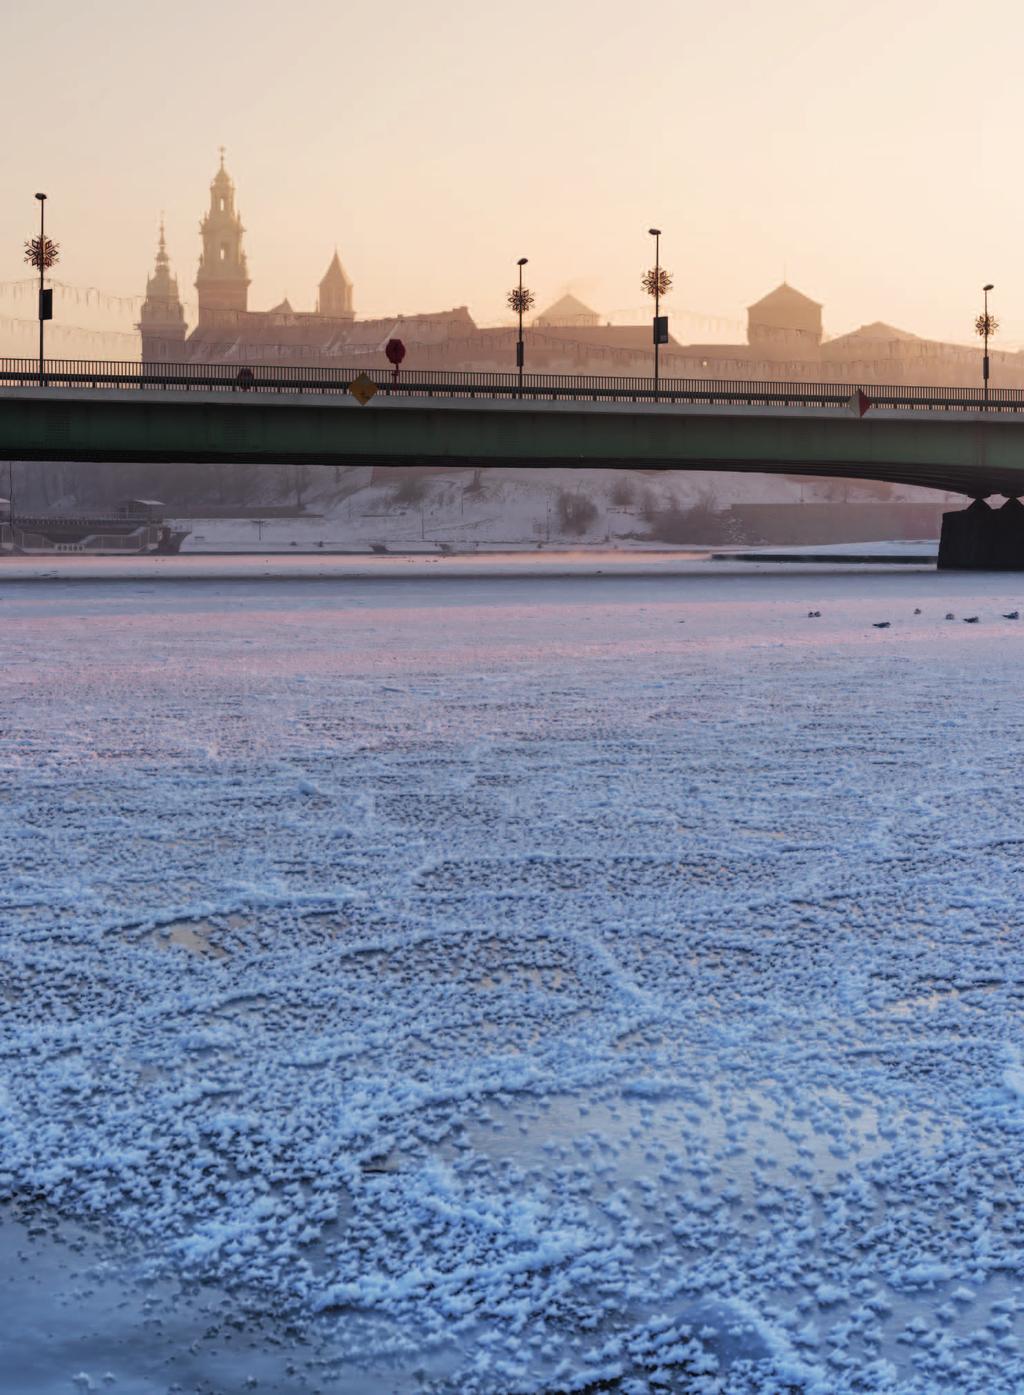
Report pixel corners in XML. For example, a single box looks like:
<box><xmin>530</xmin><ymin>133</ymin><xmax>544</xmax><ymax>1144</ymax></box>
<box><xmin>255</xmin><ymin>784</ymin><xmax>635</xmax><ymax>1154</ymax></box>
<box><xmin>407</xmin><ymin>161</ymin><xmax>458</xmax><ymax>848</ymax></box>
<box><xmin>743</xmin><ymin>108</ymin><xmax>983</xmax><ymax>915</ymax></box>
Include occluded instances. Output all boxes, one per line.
<box><xmin>211</xmin><ymin>147</ymin><xmax>234</xmax><ymax>189</ymax></box>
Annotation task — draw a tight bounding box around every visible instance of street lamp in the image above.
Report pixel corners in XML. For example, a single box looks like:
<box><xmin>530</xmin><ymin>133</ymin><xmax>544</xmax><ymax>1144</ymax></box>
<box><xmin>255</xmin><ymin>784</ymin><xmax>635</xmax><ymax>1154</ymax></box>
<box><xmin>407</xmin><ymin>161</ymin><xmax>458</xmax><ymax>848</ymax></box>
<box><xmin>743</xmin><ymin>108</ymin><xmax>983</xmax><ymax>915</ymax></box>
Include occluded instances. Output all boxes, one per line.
<box><xmin>643</xmin><ymin>228</ymin><xmax>672</xmax><ymax>396</ymax></box>
<box><xmin>23</xmin><ymin>193</ymin><xmax>58</xmax><ymax>385</ymax></box>
<box><xmin>507</xmin><ymin>258</ymin><xmax>534</xmax><ymax>399</ymax></box>
<box><xmin>976</xmin><ymin>284</ymin><xmax>997</xmax><ymax>408</ymax></box>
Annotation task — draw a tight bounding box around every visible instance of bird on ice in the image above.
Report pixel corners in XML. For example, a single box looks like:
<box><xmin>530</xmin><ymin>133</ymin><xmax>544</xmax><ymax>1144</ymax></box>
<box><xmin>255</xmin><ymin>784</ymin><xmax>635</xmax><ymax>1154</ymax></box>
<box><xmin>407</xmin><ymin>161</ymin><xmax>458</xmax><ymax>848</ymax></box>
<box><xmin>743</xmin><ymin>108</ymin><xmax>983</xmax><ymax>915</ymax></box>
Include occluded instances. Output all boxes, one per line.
<box><xmin>945</xmin><ymin>613</ymin><xmax>956</xmax><ymax>621</ymax></box>
<box><xmin>807</xmin><ymin>610</ymin><xmax>821</xmax><ymax>618</ymax></box>
<box><xmin>964</xmin><ymin>616</ymin><xmax>980</xmax><ymax>624</ymax></box>
<box><xmin>873</xmin><ymin>622</ymin><xmax>891</xmax><ymax>629</ymax></box>
<box><xmin>1003</xmin><ymin>611</ymin><xmax>1019</xmax><ymax>620</ymax></box>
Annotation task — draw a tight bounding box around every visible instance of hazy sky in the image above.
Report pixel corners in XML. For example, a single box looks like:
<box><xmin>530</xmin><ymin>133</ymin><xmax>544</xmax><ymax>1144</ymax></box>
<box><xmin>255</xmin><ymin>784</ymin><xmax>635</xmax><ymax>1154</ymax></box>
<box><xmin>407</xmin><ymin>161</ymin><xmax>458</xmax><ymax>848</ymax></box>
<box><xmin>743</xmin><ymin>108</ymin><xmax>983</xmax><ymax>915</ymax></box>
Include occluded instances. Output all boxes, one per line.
<box><xmin>1</xmin><ymin>0</ymin><xmax>1020</xmax><ymax>347</ymax></box>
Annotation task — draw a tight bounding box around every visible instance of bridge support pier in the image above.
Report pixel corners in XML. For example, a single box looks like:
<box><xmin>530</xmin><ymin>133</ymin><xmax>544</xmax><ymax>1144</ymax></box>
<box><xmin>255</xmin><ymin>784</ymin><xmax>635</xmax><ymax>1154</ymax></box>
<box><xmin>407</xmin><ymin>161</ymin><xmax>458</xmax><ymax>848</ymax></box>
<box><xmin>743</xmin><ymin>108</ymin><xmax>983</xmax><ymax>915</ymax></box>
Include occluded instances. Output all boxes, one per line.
<box><xmin>938</xmin><ymin>497</ymin><xmax>1024</xmax><ymax>570</ymax></box>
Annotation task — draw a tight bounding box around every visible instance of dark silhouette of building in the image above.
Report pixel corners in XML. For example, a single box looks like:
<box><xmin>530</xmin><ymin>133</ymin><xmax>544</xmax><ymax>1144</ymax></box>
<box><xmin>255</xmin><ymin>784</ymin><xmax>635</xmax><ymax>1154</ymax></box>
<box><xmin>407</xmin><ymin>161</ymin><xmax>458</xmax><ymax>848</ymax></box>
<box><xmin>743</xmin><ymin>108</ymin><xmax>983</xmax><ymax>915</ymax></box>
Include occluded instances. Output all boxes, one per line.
<box><xmin>138</xmin><ymin>155</ymin><xmax>1024</xmax><ymax>391</ymax></box>
<box><xmin>746</xmin><ymin>283</ymin><xmax>822</xmax><ymax>358</ymax></box>
<box><xmin>195</xmin><ymin>151</ymin><xmax>250</xmax><ymax>320</ymax></box>
<box><xmin>137</xmin><ymin>222</ymin><xmax>186</xmax><ymax>362</ymax></box>
<box><xmin>317</xmin><ymin>251</ymin><xmax>354</xmax><ymax>321</ymax></box>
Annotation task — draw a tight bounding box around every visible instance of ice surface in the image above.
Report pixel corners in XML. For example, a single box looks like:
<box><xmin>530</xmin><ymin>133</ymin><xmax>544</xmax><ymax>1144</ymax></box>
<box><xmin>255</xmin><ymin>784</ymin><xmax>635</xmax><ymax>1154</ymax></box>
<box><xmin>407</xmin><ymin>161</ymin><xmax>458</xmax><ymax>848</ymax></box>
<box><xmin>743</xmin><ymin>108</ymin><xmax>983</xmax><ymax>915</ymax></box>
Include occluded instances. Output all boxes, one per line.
<box><xmin>2</xmin><ymin>560</ymin><xmax>1024</xmax><ymax>1393</ymax></box>
<box><xmin>0</xmin><ymin>546</ymin><xmax>933</xmax><ymax>584</ymax></box>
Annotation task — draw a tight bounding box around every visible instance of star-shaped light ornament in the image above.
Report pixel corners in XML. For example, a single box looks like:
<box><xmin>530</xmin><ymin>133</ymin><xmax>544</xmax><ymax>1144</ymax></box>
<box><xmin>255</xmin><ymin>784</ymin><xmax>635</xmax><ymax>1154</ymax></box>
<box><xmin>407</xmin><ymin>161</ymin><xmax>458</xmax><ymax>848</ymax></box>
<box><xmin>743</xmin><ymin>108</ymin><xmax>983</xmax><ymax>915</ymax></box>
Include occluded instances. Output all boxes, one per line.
<box><xmin>642</xmin><ymin>267</ymin><xmax>672</xmax><ymax>298</ymax></box>
<box><xmin>507</xmin><ymin>286</ymin><xmax>535</xmax><ymax>316</ymax></box>
<box><xmin>24</xmin><ymin>236</ymin><xmax>59</xmax><ymax>271</ymax></box>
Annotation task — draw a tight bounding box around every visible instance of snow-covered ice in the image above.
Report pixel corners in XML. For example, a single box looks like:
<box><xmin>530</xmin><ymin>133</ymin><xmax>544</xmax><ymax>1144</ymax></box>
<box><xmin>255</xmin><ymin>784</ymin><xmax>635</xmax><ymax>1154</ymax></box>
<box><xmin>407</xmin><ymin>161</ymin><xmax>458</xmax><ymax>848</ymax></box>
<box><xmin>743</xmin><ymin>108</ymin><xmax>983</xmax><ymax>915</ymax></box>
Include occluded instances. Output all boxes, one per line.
<box><xmin>2</xmin><ymin>558</ymin><xmax>1024</xmax><ymax>1394</ymax></box>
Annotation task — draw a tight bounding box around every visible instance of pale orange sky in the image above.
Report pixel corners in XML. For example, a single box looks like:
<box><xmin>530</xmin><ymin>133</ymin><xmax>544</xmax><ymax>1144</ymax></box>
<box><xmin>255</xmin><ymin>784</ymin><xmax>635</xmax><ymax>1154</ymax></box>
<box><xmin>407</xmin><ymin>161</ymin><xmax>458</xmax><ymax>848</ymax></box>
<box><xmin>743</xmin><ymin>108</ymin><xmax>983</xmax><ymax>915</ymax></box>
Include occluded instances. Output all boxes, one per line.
<box><xmin>0</xmin><ymin>0</ymin><xmax>1020</xmax><ymax>350</ymax></box>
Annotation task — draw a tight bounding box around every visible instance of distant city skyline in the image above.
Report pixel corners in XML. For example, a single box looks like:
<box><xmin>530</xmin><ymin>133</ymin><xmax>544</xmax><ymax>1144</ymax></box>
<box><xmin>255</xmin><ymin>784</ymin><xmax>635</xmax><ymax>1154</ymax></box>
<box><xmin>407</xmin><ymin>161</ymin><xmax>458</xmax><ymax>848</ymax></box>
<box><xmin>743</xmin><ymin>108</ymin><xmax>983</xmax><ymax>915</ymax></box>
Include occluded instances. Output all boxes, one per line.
<box><xmin>1</xmin><ymin>151</ymin><xmax>1017</xmax><ymax>360</ymax></box>
<box><xmin>3</xmin><ymin>0</ymin><xmax>1024</xmax><ymax>349</ymax></box>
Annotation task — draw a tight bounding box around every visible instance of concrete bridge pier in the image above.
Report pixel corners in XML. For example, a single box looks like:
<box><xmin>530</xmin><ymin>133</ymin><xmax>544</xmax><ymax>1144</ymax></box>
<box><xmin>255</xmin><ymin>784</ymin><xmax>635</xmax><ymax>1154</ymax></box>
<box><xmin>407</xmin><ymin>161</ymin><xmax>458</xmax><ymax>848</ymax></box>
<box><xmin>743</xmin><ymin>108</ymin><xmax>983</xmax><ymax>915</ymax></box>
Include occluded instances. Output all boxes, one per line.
<box><xmin>938</xmin><ymin>497</ymin><xmax>1024</xmax><ymax>570</ymax></box>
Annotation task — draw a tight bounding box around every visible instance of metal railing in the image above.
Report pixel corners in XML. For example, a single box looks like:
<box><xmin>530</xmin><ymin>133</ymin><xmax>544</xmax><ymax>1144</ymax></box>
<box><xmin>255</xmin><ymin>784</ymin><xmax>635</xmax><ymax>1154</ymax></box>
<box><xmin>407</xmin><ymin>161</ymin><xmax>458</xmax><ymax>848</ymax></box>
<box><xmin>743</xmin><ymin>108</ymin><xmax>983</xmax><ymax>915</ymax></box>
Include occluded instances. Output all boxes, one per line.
<box><xmin>3</xmin><ymin>357</ymin><xmax>1024</xmax><ymax>413</ymax></box>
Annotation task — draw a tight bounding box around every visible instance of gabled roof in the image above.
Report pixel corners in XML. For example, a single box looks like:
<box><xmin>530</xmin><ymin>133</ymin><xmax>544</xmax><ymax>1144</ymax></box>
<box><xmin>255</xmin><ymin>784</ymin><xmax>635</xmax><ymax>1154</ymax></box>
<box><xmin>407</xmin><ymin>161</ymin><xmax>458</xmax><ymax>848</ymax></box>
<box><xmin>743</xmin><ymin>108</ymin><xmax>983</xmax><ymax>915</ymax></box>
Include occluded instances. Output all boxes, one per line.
<box><xmin>269</xmin><ymin>297</ymin><xmax>294</xmax><ymax>314</ymax></box>
<box><xmin>182</xmin><ymin>305</ymin><xmax>479</xmax><ymax>358</ymax></box>
<box><xmin>532</xmin><ymin>324</ymin><xmax>680</xmax><ymax>351</ymax></box>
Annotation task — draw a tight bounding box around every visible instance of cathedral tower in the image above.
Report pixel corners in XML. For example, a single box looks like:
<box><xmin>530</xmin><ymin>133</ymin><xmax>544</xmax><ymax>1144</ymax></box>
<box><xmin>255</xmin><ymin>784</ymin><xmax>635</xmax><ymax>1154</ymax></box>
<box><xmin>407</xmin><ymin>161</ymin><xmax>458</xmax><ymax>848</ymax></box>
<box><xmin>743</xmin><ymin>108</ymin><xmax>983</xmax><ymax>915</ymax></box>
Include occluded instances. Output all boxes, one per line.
<box><xmin>138</xmin><ymin>221</ymin><xmax>186</xmax><ymax>362</ymax></box>
<box><xmin>195</xmin><ymin>150</ymin><xmax>250</xmax><ymax>321</ymax></box>
<box><xmin>317</xmin><ymin>250</ymin><xmax>354</xmax><ymax>320</ymax></box>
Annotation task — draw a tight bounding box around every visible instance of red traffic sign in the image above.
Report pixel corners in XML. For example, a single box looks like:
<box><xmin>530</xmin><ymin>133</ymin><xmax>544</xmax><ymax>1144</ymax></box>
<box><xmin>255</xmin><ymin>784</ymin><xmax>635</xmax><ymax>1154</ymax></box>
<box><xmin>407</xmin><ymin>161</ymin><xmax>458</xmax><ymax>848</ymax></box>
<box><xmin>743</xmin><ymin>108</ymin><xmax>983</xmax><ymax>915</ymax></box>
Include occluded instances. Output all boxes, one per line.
<box><xmin>385</xmin><ymin>338</ymin><xmax>406</xmax><ymax>366</ymax></box>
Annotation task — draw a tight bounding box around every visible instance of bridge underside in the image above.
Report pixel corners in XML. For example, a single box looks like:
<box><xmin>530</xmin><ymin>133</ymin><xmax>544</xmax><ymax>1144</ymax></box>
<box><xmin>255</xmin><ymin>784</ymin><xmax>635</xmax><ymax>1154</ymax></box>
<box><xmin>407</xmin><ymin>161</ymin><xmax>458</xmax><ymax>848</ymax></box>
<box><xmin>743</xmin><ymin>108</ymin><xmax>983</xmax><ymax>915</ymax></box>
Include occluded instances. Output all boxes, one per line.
<box><xmin>0</xmin><ymin>445</ymin><xmax>1015</xmax><ymax>496</ymax></box>
<box><xmin>4</xmin><ymin>388</ymin><xmax>1024</xmax><ymax>566</ymax></box>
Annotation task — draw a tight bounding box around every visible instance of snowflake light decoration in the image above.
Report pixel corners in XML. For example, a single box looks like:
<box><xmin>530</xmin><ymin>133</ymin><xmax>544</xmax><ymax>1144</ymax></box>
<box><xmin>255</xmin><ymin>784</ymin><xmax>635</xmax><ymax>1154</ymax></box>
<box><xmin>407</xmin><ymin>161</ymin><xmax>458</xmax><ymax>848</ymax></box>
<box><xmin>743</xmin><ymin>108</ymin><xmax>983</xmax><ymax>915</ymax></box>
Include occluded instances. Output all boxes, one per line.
<box><xmin>24</xmin><ymin>236</ymin><xmax>60</xmax><ymax>271</ymax></box>
<box><xmin>975</xmin><ymin>312</ymin><xmax>998</xmax><ymax>338</ymax></box>
<box><xmin>642</xmin><ymin>267</ymin><xmax>672</xmax><ymax>298</ymax></box>
<box><xmin>507</xmin><ymin>286</ymin><xmax>535</xmax><ymax>316</ymax></box>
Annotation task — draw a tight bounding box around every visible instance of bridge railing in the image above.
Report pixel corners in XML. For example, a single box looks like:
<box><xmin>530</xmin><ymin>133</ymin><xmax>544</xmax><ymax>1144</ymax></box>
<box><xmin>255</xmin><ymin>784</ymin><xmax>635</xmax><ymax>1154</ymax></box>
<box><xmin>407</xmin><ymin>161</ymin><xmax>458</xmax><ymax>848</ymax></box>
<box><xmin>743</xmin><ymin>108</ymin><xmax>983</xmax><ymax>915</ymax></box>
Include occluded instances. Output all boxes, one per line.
<box><xmin>4</xmin><ymin>358</ymin><xmax>1024</xmax><ymax>412</ymax></box>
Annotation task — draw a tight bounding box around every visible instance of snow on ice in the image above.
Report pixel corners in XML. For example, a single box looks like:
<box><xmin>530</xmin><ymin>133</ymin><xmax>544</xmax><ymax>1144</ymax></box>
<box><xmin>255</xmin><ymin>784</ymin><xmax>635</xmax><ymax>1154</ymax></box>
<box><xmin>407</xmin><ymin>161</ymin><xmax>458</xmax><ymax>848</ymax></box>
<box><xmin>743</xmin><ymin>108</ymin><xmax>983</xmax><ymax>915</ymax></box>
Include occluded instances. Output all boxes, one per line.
<box><xmin>2</xmin><ymin>558</ymin><xmax>1024</xmax><ymax>1393</ymax></box>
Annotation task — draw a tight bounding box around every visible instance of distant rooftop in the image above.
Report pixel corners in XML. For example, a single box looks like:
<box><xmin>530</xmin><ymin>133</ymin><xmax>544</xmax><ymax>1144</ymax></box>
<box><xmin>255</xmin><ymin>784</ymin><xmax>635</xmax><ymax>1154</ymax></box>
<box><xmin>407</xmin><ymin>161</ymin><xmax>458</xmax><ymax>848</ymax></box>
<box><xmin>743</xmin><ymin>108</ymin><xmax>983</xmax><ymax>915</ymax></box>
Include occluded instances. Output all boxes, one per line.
<box><xmin>748</xmin><ymin>282</ymin><xmax>823</xmax><ymax>314</ymax></box>
<box><xmin>320</xmin><ymin>250</ymin><xmax>353</xmax><ymax>289</ymax></box>
<box><xmin>535</xmin><ymin>293</ymin><xmax>600</xmax><ymax>328</ymax></box>
<box><xmin>829</xmin><ymin>321</ymin><xmax>921</xmax><ymax>343</ymax></box>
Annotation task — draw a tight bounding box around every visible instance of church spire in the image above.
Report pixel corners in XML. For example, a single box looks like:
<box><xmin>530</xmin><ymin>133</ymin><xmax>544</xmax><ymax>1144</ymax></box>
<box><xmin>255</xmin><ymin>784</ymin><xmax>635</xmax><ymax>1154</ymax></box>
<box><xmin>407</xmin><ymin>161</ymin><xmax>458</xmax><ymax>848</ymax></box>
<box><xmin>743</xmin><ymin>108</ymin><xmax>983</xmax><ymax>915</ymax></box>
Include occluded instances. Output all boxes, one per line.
<box><xmin>156</xmin><ymin>216</ymin><xmax>169</xmax><ymax>266</ymax></box>
<box><xmin>317</xmin><ymin>248</ymin><xmax>354</xmax><ymax>320</ymax></box>
<box><xmin>139</xmin><ymin>220</ymin><xmax>186</xmax><ymax>362</ymax></box>
<box><xmin>195</xmin><ymin>150</ymin><xmax>250</xmax><ymax>322</ymax></box>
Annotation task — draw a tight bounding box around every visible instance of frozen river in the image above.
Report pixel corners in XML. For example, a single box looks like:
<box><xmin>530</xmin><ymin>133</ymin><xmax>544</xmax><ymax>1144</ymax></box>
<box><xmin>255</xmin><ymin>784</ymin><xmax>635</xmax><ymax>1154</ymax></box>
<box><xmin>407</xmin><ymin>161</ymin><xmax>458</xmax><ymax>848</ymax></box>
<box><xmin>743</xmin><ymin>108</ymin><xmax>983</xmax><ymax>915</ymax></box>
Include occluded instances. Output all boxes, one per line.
<box><xmin>2</xmin><ymin>557</ymin><xmax>1024</xmax><ymax>1394</ymax></box>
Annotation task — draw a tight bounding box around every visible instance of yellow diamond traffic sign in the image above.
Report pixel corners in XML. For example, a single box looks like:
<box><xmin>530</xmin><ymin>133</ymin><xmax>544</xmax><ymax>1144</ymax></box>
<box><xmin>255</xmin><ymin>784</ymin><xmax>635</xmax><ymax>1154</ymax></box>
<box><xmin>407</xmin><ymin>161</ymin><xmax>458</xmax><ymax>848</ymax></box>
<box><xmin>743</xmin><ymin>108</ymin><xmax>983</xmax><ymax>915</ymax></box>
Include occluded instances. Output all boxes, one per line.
<box><xmin>349</xmin><ymin>373</ymin><xmax>378</xmax><ymax>406</ymax></box>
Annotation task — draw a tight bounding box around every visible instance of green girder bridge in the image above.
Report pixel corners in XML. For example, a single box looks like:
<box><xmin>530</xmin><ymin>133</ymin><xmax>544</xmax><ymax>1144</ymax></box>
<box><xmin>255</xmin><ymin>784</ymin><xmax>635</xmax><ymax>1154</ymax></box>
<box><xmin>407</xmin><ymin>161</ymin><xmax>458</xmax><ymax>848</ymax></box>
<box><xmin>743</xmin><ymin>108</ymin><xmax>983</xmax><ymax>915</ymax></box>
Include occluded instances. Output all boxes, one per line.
<box><xmin>4</xmin><ymin>360</ymin><xmax>1024</xmax><ymax>568</ymax></box>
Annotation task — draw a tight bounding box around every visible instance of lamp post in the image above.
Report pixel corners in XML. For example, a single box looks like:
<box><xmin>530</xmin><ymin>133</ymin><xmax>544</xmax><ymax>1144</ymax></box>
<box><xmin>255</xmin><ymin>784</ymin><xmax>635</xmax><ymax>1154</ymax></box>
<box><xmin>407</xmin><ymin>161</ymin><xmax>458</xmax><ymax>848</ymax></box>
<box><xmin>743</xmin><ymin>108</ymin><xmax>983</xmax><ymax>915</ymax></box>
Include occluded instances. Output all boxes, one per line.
<box><xmin>507</xmin><ymin>258</ymin><xmax>534</xmax><ymax>398</ymax></box>
<box><xmin>35</xmin><ymin>194</ymin><xmax>46</xmax><ymax>381</ymax></box>
<box><xmin>24</xmin><ymin>193</ymin><xmax>58</xmax><ymax>386</ymax></box>
<box><xmin>643</xmin><ymin>228</ymin><xmax>672</xmax><ymax>396</ymax></box>
<box><xmin>976</xmin><ymin>284</ymin><xmax>997</xmax><ymax>408</ymax></box>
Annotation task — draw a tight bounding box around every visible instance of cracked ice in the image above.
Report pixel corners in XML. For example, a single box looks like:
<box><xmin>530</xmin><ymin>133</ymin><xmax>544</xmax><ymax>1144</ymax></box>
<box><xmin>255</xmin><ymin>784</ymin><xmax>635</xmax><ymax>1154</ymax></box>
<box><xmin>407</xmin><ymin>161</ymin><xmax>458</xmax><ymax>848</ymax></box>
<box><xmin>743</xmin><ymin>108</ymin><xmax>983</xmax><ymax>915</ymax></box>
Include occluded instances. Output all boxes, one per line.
<box><xmin>3</xmin><ymin>563</ymin><xmax>1024</xmax><ymax>1394</ymax></box>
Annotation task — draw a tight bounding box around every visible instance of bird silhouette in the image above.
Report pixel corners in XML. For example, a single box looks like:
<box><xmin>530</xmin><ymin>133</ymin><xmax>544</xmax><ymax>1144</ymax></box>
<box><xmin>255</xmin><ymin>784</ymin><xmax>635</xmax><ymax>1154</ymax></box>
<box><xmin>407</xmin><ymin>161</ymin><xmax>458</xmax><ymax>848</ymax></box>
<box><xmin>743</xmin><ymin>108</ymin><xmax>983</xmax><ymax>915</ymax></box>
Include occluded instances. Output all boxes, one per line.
<box><xmin>807</xmin><ymin>610</ymin><xmax>821</xmax><ymax>618</ymax></box>
<box><xmin>1003</xmin><ymin>611</ymin><xmax>1019</xmax><ymax>620</ymax></box>
<box><xmin>914</xmin><ymin>608</ymin><xmax>922</xmax><ymax>615</ymax></box>
<box><xmin>963</xmin><ymin>616</ymin><xmax>980</xmax><ymax>624</ymax></box>
<box><xmin>873</xmin><ymin>622</ymin><xmax>891</xmax><ymax>629</ymax></box>
<box><xmin>945</xmin><ymin>613</ymin><xmax>955</xmax><ymax>621</ymax></box>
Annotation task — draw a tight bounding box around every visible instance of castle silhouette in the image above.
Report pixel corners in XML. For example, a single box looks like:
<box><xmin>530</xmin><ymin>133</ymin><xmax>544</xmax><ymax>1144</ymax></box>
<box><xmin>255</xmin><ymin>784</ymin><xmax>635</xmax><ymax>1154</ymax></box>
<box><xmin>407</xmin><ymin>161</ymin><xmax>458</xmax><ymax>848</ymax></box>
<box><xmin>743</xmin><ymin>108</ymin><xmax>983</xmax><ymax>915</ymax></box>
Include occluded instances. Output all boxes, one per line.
<box><xmin>140</xmin><ymin>155</ymin><xmax>1017</xmax><ymax>390</ymax></box>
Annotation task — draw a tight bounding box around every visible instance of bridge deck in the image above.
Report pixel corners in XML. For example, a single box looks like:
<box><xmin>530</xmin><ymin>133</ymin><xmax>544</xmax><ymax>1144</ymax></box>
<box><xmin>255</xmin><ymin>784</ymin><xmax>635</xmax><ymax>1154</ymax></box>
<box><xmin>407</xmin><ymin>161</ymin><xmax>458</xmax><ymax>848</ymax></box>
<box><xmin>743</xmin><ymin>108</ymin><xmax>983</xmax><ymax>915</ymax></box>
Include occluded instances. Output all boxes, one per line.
<box><xmin>2</xmin><ymin>364</ymin><xmax>1023</xmax><ymax>496</ymax></box>
<box><xmin>4</xmin><ymin>358</ymin><xmax>1024</xmax><ymax>413</ymax></box>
